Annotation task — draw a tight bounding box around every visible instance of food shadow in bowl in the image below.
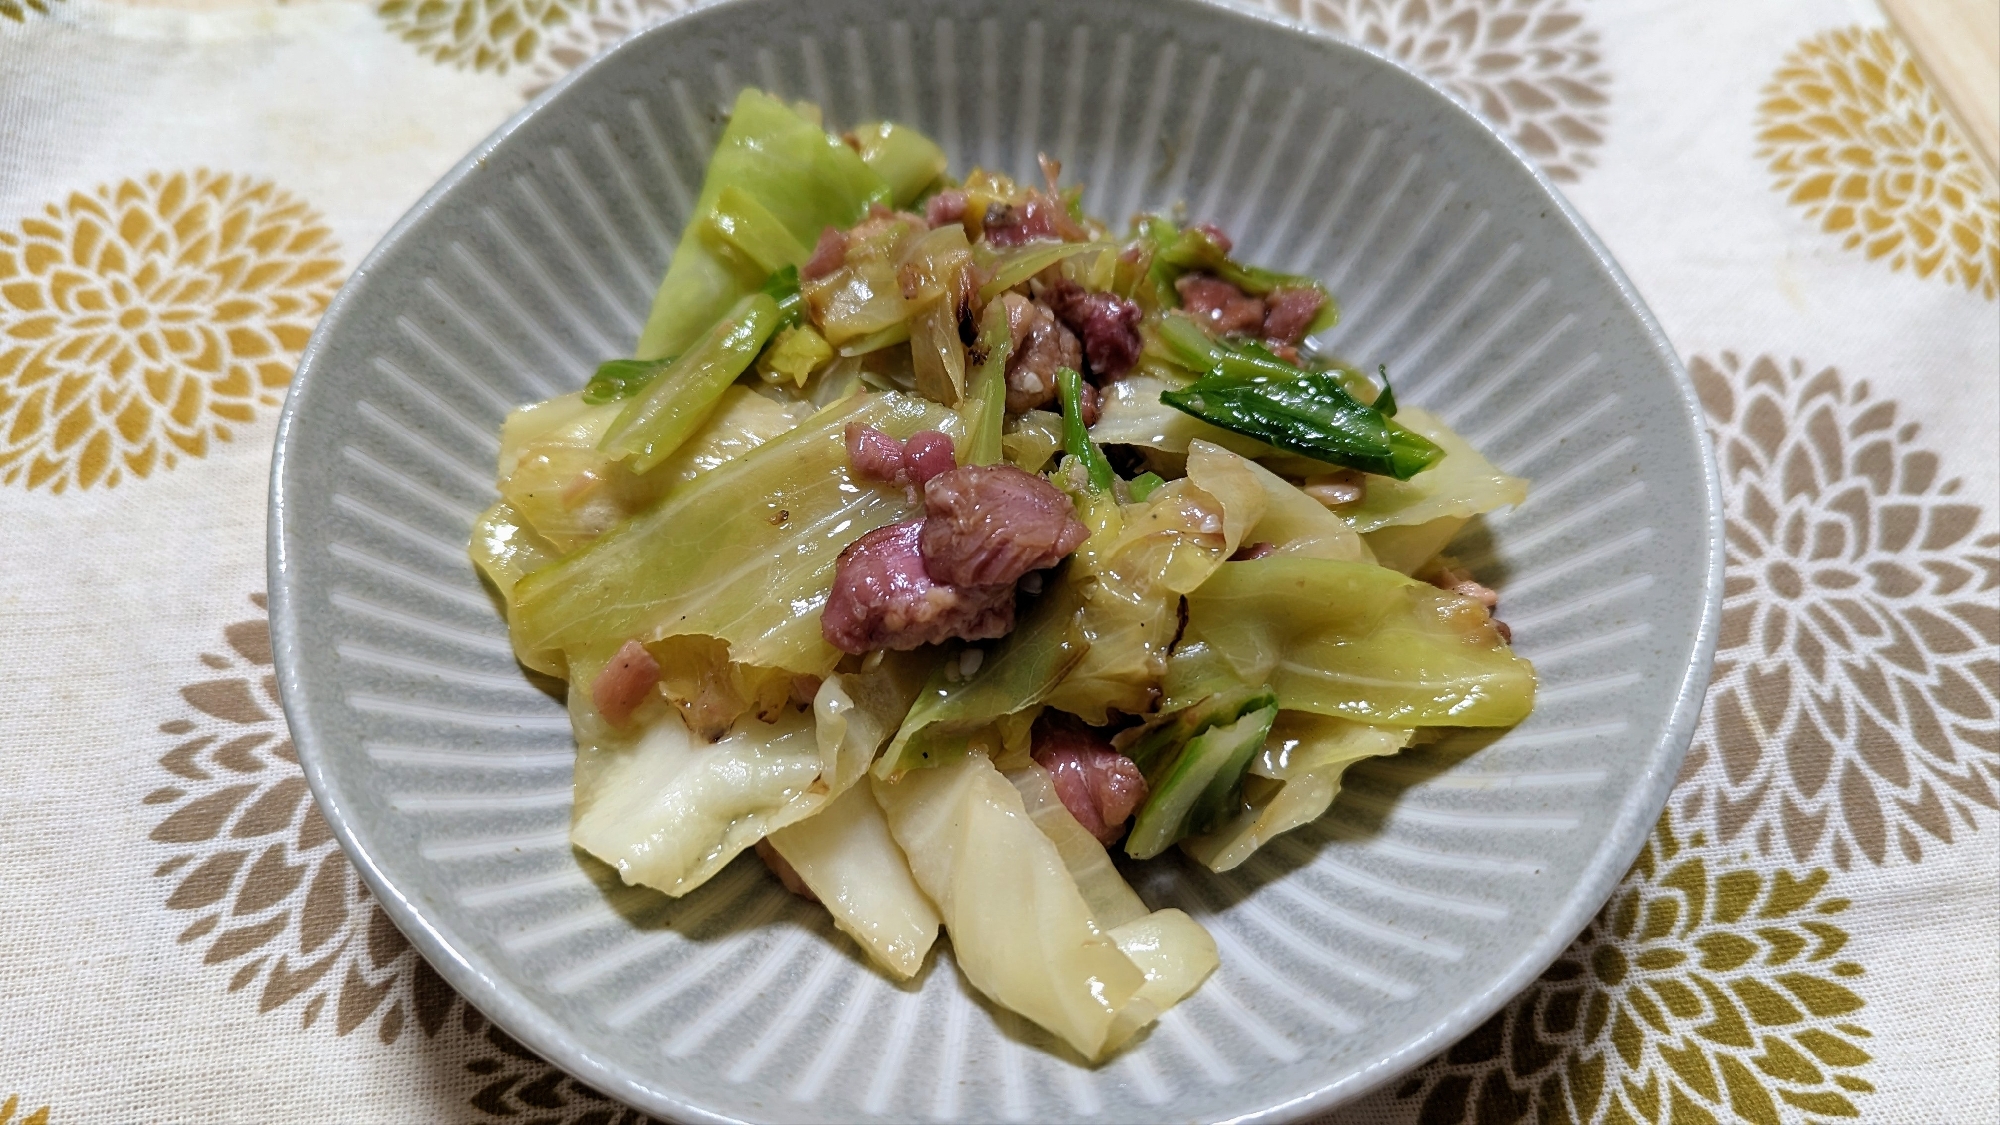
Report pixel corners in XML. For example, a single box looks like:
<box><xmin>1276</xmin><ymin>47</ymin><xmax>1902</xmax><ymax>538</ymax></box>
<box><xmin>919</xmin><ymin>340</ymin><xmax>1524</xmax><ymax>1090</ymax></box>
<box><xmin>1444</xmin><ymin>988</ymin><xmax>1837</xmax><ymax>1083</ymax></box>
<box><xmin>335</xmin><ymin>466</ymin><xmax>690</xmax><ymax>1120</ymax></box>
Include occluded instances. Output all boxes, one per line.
<box><xmin>268</xmin><ymin>0</ymin><xmax>1723</xmax><ymax>1121</ymax></box>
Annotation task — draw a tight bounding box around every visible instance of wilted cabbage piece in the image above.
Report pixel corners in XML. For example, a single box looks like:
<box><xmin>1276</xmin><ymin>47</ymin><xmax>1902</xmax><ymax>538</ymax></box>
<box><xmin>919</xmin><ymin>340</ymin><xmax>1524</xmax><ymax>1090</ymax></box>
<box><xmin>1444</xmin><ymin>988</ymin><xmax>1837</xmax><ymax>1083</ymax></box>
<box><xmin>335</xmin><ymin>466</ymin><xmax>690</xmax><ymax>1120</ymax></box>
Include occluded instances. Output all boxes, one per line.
<box><xmin>636</xmin><ymin>89</ymin><xmax>887</xmax><ymax>360</ymax></box>
<box><xmin>468</xmin><ymin>501</ymin><xmax>563</xmax><ymax>677</ymax></box>
<box><xmin>494</xmin><ymin>392</ymin><xmax>650</xmax><ymax>552</ymax></box>
<box><xmin>569</xmin><ymin>658</ymin><xmax>902</xmax><ymax>898</ymax></box>
<box><xmin>1088</xmin><ymin>374</ymin><xmax>1268</xmax><ymax>457</ymax></box>
<box><xmin>1042</xmin><ymin>440</ymin><xmax>1262</xmax><ymax>723</ymax></box>
<box><xmin>1181</xmin><ymin>712</ymin><xmax>1413</xmax><ymax>871</ymax></box>
<box><xmin>1333</xmin><ymin>404</ymin><xmax>1527</xmax><ymax>534</ymax></box>
<box><xmin>1102</xmin><ymin>909</ymin><xmax>1218</xmax><ymax>1050</ymax></box>
<box><xmin>900</xmin><ymin>223</ymin><xmax>975</xmax><ymax>404</ymax></box>
<box><xmin>646</xmin><ymin>385</ymin><xmax>809</xmax><ymax>486</ymax></box>
<box><xmin>847</xmin><ymin>121</ymin><xmax>949</xmax><ymax>208</ymax></box>
<box><xmin>511</xmin><ymin>392</ymin><xmax>954</xmax><ymax>676</ymax></box>
<box><xmin>1003</xmin><ymin>410</ymin><xmax>1065</xmax><ymax>474</ymax></box>
<box><xmin>767</xmin><ymin>776</ymin><xmax>941</xmax><ymax>979</ymax></box>
<box><xmin>490</xmin><ymin>386</ymin><xmax>806</xmax><ymax>558</ymax></box>
<box><xmin>648</xmin><ymin>634</ymin><xmax>801</xmax><ymax>742</ymax></box>
<box><xmin>1363</xmin><ymin>516</ymin><xmax>1469</xmax><ymax>576</ymax></box>
<box><xmin>872</xmin><ymin>754</ymin><xmax>1146</xmax><ymax>1060</ymax></box>
<box><xmin>1009</xmin><ymin>762</ymin><xmax>1149</xmax><ymax>927</ymax></box>
<box><xmin>1180</xmin><ymin>556</ymin><xmax>1536</xmax><ymax>726</ymax></box>
<box><xmin>1230</xmin><ymin>448</ymin><xmax>1373</xmax><ymax>563</ymax></box>
<box><xmin>875</xmin><ymin>578</ymin><xmax>1088</xmax><ymax>781</ymax></box>
<box><xmin>470</xmin><ymin>500</ymin><xmax>560</xmax><ymax>601</ymax></box>
<box><xmin>1010</xmin><ymin>761</ymin><xmax>1219</xmax><ymax>1051</ymax></box>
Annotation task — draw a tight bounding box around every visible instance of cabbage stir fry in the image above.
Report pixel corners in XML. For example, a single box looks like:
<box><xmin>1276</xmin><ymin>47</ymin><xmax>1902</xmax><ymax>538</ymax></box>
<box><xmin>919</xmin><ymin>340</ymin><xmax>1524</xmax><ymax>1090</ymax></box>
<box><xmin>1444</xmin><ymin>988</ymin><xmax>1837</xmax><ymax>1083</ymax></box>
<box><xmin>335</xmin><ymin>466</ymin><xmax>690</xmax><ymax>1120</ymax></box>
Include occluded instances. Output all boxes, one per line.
<box><xmin>469</xmin><ymin>90</ymin><xmax>1535</xmax><ymax>1061</ymax></box>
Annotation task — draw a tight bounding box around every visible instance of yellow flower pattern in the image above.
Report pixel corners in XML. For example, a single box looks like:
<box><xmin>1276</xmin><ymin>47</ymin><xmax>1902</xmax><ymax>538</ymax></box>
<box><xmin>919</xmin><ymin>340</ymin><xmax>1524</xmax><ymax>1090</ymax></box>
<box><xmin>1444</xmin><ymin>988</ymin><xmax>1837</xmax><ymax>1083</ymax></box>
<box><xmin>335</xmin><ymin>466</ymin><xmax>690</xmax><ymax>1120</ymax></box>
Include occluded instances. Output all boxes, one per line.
<box><xmin>0</xmin><ymin>1097</ymin><xmax>49</xmax><ymax>1125</ymax></box>
<box><xmin>0</xmin><ymin>0</ymin><xmax>58</xmax><ymax>23</ymax></box>
<box><xmin>375</xmin><ymin>0</ymin><xmax>587</xmax><ymax>74</ymax></box>
<box><xmin>1392</xmin><ymin>818</ymin><xmax>1874</xmax><ymax>1124</ymax></box>
<box><xmin>1758</xmin><ymin>26</ymin><xmax>2000</xmax><ymax>299</ymax></box>
<box><xmin>0</xmin><ymin>171</ymin><xmax>340</xmax><ymax>492</ymax></box>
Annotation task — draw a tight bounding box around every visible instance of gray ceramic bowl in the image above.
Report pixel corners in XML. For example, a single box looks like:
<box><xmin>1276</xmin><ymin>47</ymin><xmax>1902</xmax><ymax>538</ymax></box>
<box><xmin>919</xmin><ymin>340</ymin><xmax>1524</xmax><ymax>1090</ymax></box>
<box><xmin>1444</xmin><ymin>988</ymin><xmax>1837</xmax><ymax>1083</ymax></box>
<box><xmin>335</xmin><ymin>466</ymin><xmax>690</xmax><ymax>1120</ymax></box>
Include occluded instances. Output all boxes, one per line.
<box><xmin>269</xmin><ymin>1</ymin><xmax>1723</xmax><ymax>1120</ymax></box>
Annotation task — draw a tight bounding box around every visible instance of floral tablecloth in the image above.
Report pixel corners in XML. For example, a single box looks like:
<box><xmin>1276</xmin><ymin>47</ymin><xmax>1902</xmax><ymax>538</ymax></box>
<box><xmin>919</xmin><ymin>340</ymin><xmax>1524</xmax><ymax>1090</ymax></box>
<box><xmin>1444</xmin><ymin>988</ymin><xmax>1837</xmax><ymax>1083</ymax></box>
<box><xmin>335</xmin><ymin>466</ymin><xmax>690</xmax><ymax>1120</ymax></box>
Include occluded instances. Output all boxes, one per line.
<box><xmin>1</xmin><ymin>1</ymin><xmax>1994</xmax><ymax>1122</ymax></box>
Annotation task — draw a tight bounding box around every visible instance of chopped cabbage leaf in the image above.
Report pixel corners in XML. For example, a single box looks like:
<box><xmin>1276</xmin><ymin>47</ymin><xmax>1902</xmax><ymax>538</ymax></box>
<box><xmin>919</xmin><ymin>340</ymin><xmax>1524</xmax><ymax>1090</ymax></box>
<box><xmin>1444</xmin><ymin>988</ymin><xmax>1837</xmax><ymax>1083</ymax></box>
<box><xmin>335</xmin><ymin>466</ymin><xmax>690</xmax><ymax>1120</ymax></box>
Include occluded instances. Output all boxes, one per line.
<box><xmin>494</xmin><ymin>386</ymin><xmax>804</xmax><ymax>554</ymax></box>
<box><xmin>1008</xmin><ymin>762</ymin><xmax>1220</xmax><ymax>1052</ymax></box>
<box><xmin>872</xmin><ymin>754</ymin><xmax>1146</xmax><ymax>1060</ymax></box>
<box><xmin>1181</xmin><ymin>712</ymin><xmax>1413</xmax><ymax>871</ymax></box>
<box><xmin>636</xmin><ymin>89</ymin><xmax>887</xmax><ymax>361</ymax></box>
<box><xmin>1232</xmin><ymin>450</ymin><xmax>1373</xmax><ymax>563</ymax></box>
<box><xmin>757</xmin><ymin>324</ymin><xmax>835</xmax><ymax>387</ymax></box>
<box><xmin>956</xmin><ymin>298</ymin><xmax>1014</xmax><ymax>464</ymax></box>
<box><xmin>1003</xmin><ymin>410</ymin><xmax>1065</xmax><ymax>474</ymax></box>
<box><xmin>604</xmin><ymin>290</ymin><xmax>787</xmax><ymax>472</ymax></box>
<box><xmin>567</xmin><ymin>653</ymin><xmax>808</xmax><ymax>897</ymax></box>
<box><xmin>1334</xmin><ymin>405</ymin><xmax>1527</xmax><ymax>533</ymax></box>
<box><xmin>849</xmin><ymin>121</ymin><xmax>949</xmax><ymax>208</ymax></box>
<box><xmin>708</xmin><ymin>184</ymin><xmax>814</xmax><ymax>274</ymax></box>
<box><xmin>1043</xmin><ymin>442</ymin><xmax>1261</xmax><ymax>723</ymax></box>
<box><xmin>901</xmin><ymin>224</ymin><xmax>974</xmax><ymax>404</ymax></box>
<box><xmin>648</xmin><ymin>634</ymin><xmax>802</xmax><ymax>742</ymax></box>
<box><xmin>495</xmin><ymin>392</ymin><xmax>649</xmax><ymax>552</ymax></box>
<box><xmin>569</xmin><ymin>657</ymin><xmax>902</xmax><ymax>898</ymax></box>
<box><xmin>470</xmin><ymin>500</ymin><xmax>560</xmax><ymax>601</ymax></box>
<box><xmin>1088</xmin><ymin>374</ymin><xmax>1269</xmax><ymax>458</ymax></box>
<box><xmin>1362</xmin><ymin>515</ymin><xmax>1470</xmax><ymax>576</ymax></box>
<box><xmin>511</xmin><ymin>392</ymin><xmax>954</xmax><ymax>677</ymax></box>
<box><xmin>875</xmin><ymin>578</ymin><xmax>1089</xmax><ymax>780</ymax></box>
<box><xmin>976</xmin><ymin>240</ymin><xmax>1097</xmax><ymax>302</ymax></box>
<box><xmin>1009</xmin><ymin>762</ymin><xmax>1149</xmax><ymax>928</ymax></box>
<box><xmin>498</xmin><ymin>391</ymin><xmax>619</xmax><ymax>482</ymax></box>
<box><xmin>1181</xmin><ymin>556</ymin><xmax>1536</xmax><ymax>726</ymax></box>
<box><xmin>469</xmin><ymin>501</ymin><xmax>564</xmax><ymax>677</ymax></box>
<box><xmin>646</xmin><ymin>385</ymin><xmax>810</xmax><ymax>487</ymax></box>
<box><xmin>806</xmin><ymin>255</ymin><xmax>910</xmax><ymax>346</ymax></box>
<box><xmin>1103</xmin><ymin>910</ymin><xmax>1219</xmax><ymax>1051</ymax></box>
<box><xmin>767</xmin><ymin>782</ymin><xmax>942</xmax><ymax>979</ymax></box>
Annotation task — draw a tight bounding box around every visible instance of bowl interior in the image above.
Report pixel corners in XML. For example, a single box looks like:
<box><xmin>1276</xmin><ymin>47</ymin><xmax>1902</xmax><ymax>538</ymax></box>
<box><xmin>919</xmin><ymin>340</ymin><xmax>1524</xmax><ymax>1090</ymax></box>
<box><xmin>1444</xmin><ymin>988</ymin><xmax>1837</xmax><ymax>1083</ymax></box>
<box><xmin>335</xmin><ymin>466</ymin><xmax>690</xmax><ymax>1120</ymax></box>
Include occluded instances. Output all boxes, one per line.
<box><xmin>270</xmin><ymin>1</ymin><xmax>1720</xmax><ymax>1121</ymax></box>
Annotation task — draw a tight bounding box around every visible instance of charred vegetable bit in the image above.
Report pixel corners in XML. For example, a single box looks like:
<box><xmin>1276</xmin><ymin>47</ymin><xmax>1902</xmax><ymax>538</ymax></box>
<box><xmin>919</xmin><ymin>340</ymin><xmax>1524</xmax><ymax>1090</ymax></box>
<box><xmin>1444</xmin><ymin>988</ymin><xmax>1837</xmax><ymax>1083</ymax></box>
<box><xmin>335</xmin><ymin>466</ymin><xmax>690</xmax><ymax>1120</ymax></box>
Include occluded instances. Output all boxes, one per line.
<box><xmin>1156</xmin><ymin>315</ymin><xmax>1444</xmax><ymax>480</ymax></box>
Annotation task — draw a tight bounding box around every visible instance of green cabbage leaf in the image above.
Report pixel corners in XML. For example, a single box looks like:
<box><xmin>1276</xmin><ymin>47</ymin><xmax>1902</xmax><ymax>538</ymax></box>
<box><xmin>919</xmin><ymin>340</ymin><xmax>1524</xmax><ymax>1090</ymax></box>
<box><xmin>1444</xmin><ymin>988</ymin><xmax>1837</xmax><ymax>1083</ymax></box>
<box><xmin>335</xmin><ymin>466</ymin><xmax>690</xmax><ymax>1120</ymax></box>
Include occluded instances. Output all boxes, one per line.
<box><xmin>511</xmin><ymin>391</ymin><xmax>953</xmax><ymax>676</ymax></box>
<box><xmin>1178</xmin><ymin>556</ymin><xmax>1536</xmax><ymax>726</ymax></box>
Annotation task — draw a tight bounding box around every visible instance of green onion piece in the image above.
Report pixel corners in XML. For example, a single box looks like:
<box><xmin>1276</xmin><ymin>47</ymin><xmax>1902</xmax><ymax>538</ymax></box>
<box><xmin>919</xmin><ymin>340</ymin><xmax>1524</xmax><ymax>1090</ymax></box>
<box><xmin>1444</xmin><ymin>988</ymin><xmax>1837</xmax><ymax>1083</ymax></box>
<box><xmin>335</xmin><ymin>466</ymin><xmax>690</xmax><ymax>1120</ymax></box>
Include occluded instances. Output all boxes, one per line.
<box><xmin>601</xmin><ymin>291</ymin><xmax>783</xmax><ymax>473</ymax></box>
<box><xmin>1127</xmin><ymin>471</ymin><xmax>1165</xmax><ymax>502</ymax></box>
<box><xmin>760</xmin><ymin>265</ymin><xmax>804</xmax><ymax>328</ymax></box>
<box><xmin>583</xmin><ymin>356</ymin><xmax>672</xmax><ymax>404</ymax></box>
<box><xmin>588</xmin><ymin>266</ymin><xmax>801</xmax><ymax>405</ymax></box>
<box><xmin>1162</xmin><ymin>371</ymin><xmax>1442</xmax><ymax>480</ymax></box>
<box><xmin>1157</xmin><ymin>324</ymin><xmax>1443</xmax><ymax>480</ymax></box>
<box><xmin>1375</xmin><ymin>364</ymin><xmax>1398</xmax><ymax>416</ymax></box>
<box><xmin>957</xmin><ymin>300</ymin><xmax>1014</xmax><ymax>465</ymax></box>
<box><xmin>1057</xmin><ymin>367</ymin><xmax>1115</xmax><ymax>492</ymax></box>
<box><xmin>1123</xmin><ymin>695</ymin><xmax>1279</xmax><ymax>860</ymax></box>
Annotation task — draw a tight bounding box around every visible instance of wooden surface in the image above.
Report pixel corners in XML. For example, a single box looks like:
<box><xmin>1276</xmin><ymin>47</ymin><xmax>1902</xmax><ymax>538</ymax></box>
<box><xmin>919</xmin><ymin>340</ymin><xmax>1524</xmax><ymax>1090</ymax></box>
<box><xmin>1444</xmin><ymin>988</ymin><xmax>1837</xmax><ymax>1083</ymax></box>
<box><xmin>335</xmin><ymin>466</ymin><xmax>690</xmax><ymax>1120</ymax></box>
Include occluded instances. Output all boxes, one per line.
<box><xmin>1881</xmin><ymin>0</ymin><xmax>2000</xmax><ymax>186</ymax></box>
